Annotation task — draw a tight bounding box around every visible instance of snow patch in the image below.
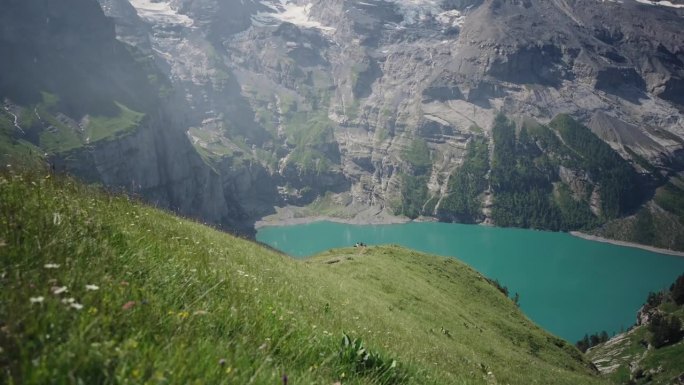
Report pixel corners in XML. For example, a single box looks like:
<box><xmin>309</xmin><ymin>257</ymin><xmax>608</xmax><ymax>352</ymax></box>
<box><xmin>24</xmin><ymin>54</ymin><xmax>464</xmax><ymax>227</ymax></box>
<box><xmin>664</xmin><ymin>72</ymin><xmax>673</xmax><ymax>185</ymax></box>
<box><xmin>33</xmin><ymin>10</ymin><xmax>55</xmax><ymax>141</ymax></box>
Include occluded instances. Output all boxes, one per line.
<box><xmin>128</xmin><ymin>0</ymin><xmax>194</xmax><ymax>27</ymax></box>
<box><xmin>633</xmin><ymin>0</ymin><xmax>684</xmax><ymax>8</ymax></box>
<box><xmin>253</xmin><ymin>1</ymin><xmax>335</xmax><ymax>33</ymax></box>
<box><xmin>598</xmin><ymin>0</ymin><xmax>684</xmax><ymax>8</ymax></box>
<box><xmin>253</xmin><ymin>0</ymin><xmax>467</xmax><ymax>33</ymax></box>
<box><xmin>386</xmin><ymin>0</ymin><xmax>467</xmax><ymax>28</ymax></box>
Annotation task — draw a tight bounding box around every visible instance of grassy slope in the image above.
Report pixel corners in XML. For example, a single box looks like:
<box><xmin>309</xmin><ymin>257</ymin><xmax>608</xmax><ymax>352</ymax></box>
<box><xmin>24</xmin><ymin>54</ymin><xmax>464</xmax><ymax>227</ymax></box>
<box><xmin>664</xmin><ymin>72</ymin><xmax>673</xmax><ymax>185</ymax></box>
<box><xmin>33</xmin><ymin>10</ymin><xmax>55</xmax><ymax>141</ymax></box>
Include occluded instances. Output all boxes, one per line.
<box><xmin>587</xmin><ymin>305</ymin><xmax>684</xmax><ymax>385</ymax></box>
<box><xmin>0</xmin><ymin>172</ymin><xmax>608</xmax><ymax>385</ymax></box>
<box><xmin>0</xmin><ymin>112</ymin><xmax>45</xmax><ymax>170</ymax></box>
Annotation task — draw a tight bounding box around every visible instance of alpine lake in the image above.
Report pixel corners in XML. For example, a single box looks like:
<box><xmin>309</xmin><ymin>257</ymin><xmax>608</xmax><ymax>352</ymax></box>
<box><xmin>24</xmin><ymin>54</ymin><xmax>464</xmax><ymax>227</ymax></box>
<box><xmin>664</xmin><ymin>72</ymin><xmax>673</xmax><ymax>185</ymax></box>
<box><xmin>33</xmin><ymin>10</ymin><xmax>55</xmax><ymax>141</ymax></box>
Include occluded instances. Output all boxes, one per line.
<box><xmin>256</xmin><ymin>221</ymin><xmax>684</xmax><ymax>342</ymax></box>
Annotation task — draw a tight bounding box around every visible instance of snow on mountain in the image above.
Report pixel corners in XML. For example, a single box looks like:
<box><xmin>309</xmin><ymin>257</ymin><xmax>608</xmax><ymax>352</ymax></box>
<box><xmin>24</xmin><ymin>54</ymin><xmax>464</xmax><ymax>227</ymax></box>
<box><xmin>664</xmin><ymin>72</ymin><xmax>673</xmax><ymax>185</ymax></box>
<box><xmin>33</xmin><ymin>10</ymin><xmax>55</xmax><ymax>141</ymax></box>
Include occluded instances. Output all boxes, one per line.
<box><xmin>252</xmin><ymin>0</ymin><xmax>466</xmax><ymax>32</ymax></box>
<box><xmin>128</xmin><ymin>0</ymin><xmax>194</xmax><ymax>27</ymax></box>
<box><xmin>633</xmin><ymin>0</ymin><xmax>684</xmax><ymax>8</ymax></box>
<box><xmin>253</xmin><ymin>1</ymin><xmax>335</xmax><ymax>32</ymax></box>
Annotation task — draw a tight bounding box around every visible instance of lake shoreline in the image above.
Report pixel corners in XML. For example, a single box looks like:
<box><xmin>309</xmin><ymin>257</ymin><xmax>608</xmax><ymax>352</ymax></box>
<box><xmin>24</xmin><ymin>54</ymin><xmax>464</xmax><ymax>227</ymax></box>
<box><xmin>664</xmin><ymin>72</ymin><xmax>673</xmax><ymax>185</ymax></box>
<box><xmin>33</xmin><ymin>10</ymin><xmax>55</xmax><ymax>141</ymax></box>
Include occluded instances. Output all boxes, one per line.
<box><xmin>256</xmin><ymin>209</ymin><xmax>684</xmax><ymax>258</ymax></box>
<box><xmin>569</xmin><ymin>231</ymin><xmax>684</xmax><ymax>258</ymax></box>
<box><xmin>254</xmin><ymin>205</ymin><xmax>416</xmax><ymax>229</ymax></box>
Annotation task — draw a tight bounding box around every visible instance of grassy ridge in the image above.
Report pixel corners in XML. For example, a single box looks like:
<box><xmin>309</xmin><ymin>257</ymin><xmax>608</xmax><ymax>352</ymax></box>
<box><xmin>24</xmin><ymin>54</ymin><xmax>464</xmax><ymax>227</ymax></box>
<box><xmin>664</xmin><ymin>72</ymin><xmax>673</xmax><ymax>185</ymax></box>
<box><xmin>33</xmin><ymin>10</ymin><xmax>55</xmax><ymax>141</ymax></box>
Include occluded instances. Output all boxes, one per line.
<box><xmin>0</xmin><ymin>172</ymin><xmax>607</xmax><ymax>384</ymax></box>
<box><xmin>587</xmin><ymin>296</ymin><xmax>684</xmax><ymax>384</ymax></box>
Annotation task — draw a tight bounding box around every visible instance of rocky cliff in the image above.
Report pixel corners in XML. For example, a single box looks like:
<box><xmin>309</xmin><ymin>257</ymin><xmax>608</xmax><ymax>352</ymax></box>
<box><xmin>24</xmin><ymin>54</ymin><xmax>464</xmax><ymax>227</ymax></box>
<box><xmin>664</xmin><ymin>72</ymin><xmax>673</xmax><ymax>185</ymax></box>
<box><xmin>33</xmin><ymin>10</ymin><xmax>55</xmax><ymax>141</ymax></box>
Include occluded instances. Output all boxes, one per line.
<box><xmin>98</xmin><ymin>0</ymin><xmax>684</xmax><ymax>243</ymax></box>
<box><xmin>4</xmin><ymin>0</ymin><xmax>684</xmax><ymax>244</ymax></box>
<box><xmin>0</xmin><ymin>0</ymin><xmax>252</xmax><ymax>233</ymax></box>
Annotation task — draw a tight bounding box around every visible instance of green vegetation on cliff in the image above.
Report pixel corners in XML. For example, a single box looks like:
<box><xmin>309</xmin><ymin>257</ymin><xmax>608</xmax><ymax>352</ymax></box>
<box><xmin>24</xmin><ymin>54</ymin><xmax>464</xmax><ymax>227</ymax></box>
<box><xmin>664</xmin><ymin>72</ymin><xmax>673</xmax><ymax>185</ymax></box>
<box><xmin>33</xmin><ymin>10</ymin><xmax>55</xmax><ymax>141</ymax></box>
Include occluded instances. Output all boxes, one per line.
<box><xmin>0</xmin><ymin>172</ymin><xmax>606</xmax><ymax>384</ymax></box>
<box><xmin>393</xmin><ymin>139</ymin><xmax>433</xmax><ymax>219</ymax></box>
<box><xmin>587</xmin><ymin>274</ymin><xmax>684</xmax><ymax>385</ymax></box>
<box><xmin>488</xmin><ymin>113</ymin><xmax>642</xmax><ymax>232</ymax></box>
<box><xmin>439</xmin><ymin>137</ymin><xmax>489</xmax><ymax>222</ymax></box>
<box><xmin>549</xmin><ymin>114</ymin><xmax>642</xmax><ymax>220</ymax></box>
<box><xmin>491</xmin><ymin>114</ymin><xmax>565</xmax><ymax>230</ymax></box>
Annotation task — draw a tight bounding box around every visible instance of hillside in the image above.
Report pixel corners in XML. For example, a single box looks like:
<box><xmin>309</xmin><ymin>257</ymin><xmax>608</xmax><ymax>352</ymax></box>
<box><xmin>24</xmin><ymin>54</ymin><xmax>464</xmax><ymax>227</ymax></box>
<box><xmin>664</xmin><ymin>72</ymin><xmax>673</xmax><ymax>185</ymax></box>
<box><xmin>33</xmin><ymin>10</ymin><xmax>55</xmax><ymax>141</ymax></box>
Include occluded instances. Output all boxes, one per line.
<box><xmin>586</xmin><ymin>277</ymin><xmax>684</xmax><ymax>385</ymax></box>
<box><xmin>0</xmin><ymin>171</ymin><xmax>608</xmax><ymax>384</ymax></box>
<box><xmin>2</xmin><ymin>0</ymin><xmax>683</xmax><ymax>250</ymax></box>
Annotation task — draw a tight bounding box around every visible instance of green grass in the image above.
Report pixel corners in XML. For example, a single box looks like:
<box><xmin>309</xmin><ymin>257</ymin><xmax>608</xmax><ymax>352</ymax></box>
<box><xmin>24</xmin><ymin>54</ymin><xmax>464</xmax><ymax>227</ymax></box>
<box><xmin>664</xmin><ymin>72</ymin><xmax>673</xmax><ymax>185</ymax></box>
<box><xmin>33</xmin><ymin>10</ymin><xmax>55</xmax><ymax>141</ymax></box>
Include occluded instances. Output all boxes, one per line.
<box><xmin>283</xmin><ymin>109</ymin><xmax>338</xmax><ymax>174</ymax></box>
<box><xmin>587</xmin><ymin>305</ymin><xmax>684</xmax><ymax>385</ymax></box>
<box><xmin>85</xmin><ymin>102</ymin><xmax>145</xmax><ymax>143</ymax></box>
<box><xmin>11</xmin><ymin>93</ymin><xmax>144</xmax><ymax>154</ymax></box>
<box><xmin>0</xmin><ymin>172</ymin><xmax>609</xmax><ymax>384</ymax></box>
<box><xmin>0</xmin><ymin>113</ymin><xmax>46</xmax><ymax>169</ymax></box>
<box><xmin>37</xmin><ymin>113</ymin><xmax>83</xmax><ymax>153</ymax></box>
<box><xmin>402</xmin><ymin>139</ymin><xmax>431</xmax><ymax>175</ymax></box>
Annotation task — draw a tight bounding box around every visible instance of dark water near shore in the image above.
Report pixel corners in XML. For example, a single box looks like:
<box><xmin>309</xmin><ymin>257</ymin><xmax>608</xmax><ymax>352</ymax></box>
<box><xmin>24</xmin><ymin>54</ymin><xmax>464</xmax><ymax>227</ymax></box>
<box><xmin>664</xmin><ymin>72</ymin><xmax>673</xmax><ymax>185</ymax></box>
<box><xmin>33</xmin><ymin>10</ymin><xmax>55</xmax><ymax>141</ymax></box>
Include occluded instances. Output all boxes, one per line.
<box><xmin>257</xmin><ymin>221</ymin><xmax>684</xmax><ymax>342</ymax></box>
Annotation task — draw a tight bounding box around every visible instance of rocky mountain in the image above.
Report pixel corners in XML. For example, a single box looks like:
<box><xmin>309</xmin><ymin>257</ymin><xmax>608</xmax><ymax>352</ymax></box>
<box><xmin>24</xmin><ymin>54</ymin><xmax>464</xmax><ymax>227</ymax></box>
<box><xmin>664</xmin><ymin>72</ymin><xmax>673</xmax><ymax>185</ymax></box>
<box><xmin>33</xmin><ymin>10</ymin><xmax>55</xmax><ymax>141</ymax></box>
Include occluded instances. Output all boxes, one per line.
<box><xmin>0</xmin><ymin>0</ymin><xmax>249</xmax><ymax>233</ymax></box>
<box><xmin>98</xmin><ymin>0</ymin><xmax>684</xmax><ymax>245</ymax></box>
<box><xmin>3</xmin><ymin>0</ymin><xmax>684</xmax><ymax>246</ymax></box>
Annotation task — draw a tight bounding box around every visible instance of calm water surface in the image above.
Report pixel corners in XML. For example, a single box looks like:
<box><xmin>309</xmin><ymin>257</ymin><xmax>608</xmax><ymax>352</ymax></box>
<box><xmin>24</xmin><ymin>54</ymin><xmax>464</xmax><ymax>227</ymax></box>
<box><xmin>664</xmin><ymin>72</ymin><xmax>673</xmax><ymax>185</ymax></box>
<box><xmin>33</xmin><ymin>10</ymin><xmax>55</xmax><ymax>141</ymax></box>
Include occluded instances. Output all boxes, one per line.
<box><xmin>256</xmin><ymin>221</ymin><xmax>684</xmax><ymax>342</ymax></box>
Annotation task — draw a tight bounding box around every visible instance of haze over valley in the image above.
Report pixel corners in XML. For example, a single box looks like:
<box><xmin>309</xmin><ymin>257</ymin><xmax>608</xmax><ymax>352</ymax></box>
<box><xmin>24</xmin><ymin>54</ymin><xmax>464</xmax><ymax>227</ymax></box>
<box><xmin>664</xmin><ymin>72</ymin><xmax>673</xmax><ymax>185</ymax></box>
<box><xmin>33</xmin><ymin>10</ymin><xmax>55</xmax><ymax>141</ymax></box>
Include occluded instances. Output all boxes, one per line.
<box><xmin>2</xmin><ymin>0</ymin><xmax>684</xmax><ymax>384</ymax></box>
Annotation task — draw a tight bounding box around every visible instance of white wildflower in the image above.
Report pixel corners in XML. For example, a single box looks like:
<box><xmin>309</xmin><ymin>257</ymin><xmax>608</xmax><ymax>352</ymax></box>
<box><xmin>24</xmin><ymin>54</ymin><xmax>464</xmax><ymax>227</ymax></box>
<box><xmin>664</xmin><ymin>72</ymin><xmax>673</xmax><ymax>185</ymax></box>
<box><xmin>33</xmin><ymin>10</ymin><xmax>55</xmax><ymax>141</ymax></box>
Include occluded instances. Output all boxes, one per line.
<box><xmin>85</xmin><ymin>284</ymin><xmax>99</xmax><ymax>291</ymax></box>
<box><xmin>30</xmin><ymin>296</ymin><xmax>45</xmax><ymax>304</ymax></box>
<box><xmin>44</xmin><ymin>263</ymin><xmax>60</xmax><ymax>269</ymax></box>
<box><xmin>61</xmin><ymin>297</ymin><xmax>75</xmax><ymax>304</ymax></box>
<box><xmin>51</xmin><ymin>286</ymin><xmax>68</xmax><ymax>295</ymax></box>
<box><xmin>70</xmin><ymin>303</ymin><xmax>84</xmax><ymax>310</ymax></box>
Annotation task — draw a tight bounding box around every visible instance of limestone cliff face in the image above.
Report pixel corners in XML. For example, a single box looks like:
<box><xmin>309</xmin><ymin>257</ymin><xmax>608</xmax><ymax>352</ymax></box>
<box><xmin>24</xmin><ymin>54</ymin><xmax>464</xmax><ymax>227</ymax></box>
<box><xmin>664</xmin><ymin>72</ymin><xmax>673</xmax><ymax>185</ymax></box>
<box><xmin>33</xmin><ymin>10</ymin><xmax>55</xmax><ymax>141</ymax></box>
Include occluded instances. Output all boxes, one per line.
<box><xmin>8</xmin><ymin>0</ymin><xmax>684</xmax><ymax>237</ymax></box>
<box><xmin>92</xmin><ymin>0</ymin><xmax>684</xmax><ymax>233</ymax></box>
<box><xmin>0</xmin><ymin>0</ymin><xmax>252</xmax><ymax>233</ymax></box>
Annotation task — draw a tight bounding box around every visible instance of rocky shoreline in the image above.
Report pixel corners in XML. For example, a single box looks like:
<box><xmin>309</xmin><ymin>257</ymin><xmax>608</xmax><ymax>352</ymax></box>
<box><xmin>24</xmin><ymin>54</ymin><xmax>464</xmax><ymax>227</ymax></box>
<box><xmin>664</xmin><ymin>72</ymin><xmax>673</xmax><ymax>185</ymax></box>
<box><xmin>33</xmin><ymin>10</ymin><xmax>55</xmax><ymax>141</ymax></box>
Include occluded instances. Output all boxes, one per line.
<box><xmin>254</xmin><ymin>204</ymin><xmax>413</xmax><ymax>229</ymax></box>
<box><xmin>570</xmin><ymin>232</ymin><xmax>684</xmax><ymax>258</ymax></box>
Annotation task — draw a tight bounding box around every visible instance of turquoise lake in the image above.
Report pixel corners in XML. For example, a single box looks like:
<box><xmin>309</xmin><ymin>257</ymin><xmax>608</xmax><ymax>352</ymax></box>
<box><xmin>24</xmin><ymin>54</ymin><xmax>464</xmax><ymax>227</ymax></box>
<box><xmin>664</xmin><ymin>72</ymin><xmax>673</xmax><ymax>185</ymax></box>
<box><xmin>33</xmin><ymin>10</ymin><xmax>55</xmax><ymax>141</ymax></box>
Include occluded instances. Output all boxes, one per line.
<box><xmin>256</xmin><ymin>221</ymin><xmax>684</xmax><ymax>342</ymax></box>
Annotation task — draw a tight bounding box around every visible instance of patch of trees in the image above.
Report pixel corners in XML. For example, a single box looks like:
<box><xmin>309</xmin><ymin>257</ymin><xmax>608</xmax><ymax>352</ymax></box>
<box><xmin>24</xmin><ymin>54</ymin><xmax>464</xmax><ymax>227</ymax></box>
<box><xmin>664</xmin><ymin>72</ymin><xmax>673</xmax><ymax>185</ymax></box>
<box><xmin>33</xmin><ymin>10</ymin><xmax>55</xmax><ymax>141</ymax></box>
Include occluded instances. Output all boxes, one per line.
<box><xmin>439</xmin><ymin>137</ymin><xmax>489</xmax><ymax>222</ymax></box>
<box><xmin>655</xmin><ymin>182</ymin><xmax>684</xmax><ymax>224</ymax></box>
<box><xmin>397</xmin><ymin>174</ymin><xmax>428</xmax><ymax>219</ymax></box>
<box><xmin>490</xmin><ymin>113</ymin><xmax>642</xmax><ymax>231</ymax></box>
<box><xmin>673</xmin><ymin>274</ymin><xmax>684</xmax><ymax>305</ymax></box>
<box><xmin>403</xmin><ymin>139</ymin><xmax>432</xmax><ymax>175</ymax></box>
<box><xmin>649</xmin><ymin>313</ymin><xmax>683</xmax><ymax>348</ymax></box>
<box><xmin>576</xmin><ymin>331</ymin><xmax>610</xmax><ymax>353</ymax></box>
<box><xmin>633</xmin><ymin>274</ymin><xmax>683</xmax><ymax>349</ymax></box>
<box><xmin>487</xmin><ymin>277</ymin><xmax>520</xmax><ymax>307</ymax></box>
<box><xmin>549</xmin><ymin>114</ymin><xmax>642</xmax><ymax>219</ymax></box>
<box><xmin>490</xmin><ymin>114</ymin><xmax>566</xmax><ymax>230</ymax></box>
<box><xmin>395</xmin><ymin>139</ymin><xmax>432</xmax><ymax>219</ymax></box>
<box><xmin>644</xmin><ymin>274</ymin><xmax>684</xmax><ymax>348</ymax></box>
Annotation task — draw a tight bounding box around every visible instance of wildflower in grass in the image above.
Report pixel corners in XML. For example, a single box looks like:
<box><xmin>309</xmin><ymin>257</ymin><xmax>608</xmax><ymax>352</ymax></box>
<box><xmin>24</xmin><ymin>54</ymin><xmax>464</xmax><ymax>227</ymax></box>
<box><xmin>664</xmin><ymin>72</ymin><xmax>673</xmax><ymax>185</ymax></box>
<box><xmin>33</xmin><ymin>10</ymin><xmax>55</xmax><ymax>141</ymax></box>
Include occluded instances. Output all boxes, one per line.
<box><xmin>85</xmin><ymin>284</ymin><xmax>99</xmax><ymax>291</ymax></box>
<box><xmin>177</xmin><ymin>311</ymin><xmax>190</xmax><ymax>320</ymax></box>
<box><xmin>88</xmin><ymin>307</ymin><xmax>98</xmax><ymax>315</ymax></box>
<box><xmin>61</xmin><ymin>297</ymin><xmax>75</xmax><ymax>304</ymax></box>
<box><xmin>44</xmin><ymin>263</ymin><xmax>60</xmax><ymax>269</ymax></box>
<box><xmin>51</xmin><ymin>286</ymin><xmax>68</xmax><ymax>295</ymax></box>
<box><xmin>122</xmin><ymin>301</ymin><xmax>136</xmax><ymax>310</ymax></box>
<box><xmin>218</xmin><ymin>358</ymin><xmax>226</xmax><ymax>366</ymax></box>
<box><xmin>29</xmin><ymin>296</ymin><xmax>44</xmax><ymax>304</ymax></box>
<box><xmin>70</xmin><ymin>302</ymin><xmax>83</xmax><ymax>310</ymax></box>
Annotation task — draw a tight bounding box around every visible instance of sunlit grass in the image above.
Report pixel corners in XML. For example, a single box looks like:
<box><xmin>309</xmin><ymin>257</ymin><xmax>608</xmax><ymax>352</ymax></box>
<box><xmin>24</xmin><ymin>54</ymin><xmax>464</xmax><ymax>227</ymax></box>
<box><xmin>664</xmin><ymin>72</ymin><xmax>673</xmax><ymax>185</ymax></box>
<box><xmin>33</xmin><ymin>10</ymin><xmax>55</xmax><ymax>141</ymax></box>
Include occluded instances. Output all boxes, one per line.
<box><xmin>0</xmin><ymin>171</ymin><xmax>609</xmax><ymax>384</ymax></box>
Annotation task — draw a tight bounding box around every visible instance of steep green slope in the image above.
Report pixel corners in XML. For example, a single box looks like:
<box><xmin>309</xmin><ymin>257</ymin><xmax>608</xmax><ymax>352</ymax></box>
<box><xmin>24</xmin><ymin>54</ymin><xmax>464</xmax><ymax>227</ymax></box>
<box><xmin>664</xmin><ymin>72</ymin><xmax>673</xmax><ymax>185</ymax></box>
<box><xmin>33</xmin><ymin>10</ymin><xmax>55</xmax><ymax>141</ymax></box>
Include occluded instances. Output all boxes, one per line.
<box><xmin>0</xmin><ymin>172</ymin><xmax>608</xmax><ymax>384</ymax></box>
<box><xmin>587</xmin><ymin>277</ymin><xmax>684</xmax><ymax>384</ymax></box>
